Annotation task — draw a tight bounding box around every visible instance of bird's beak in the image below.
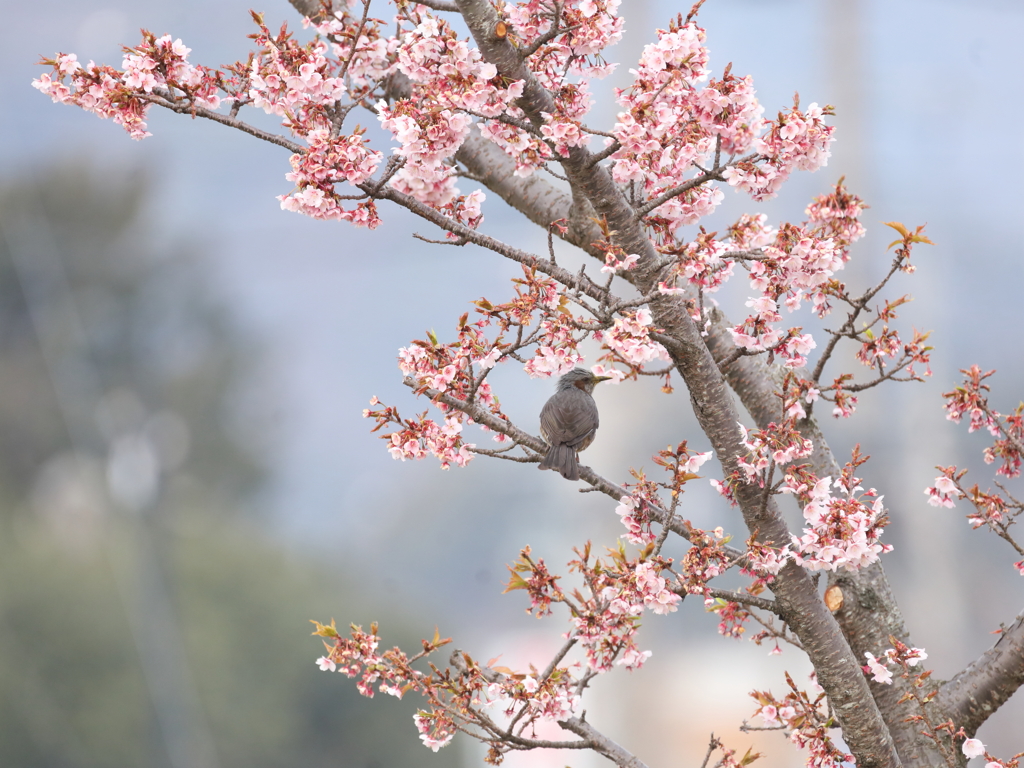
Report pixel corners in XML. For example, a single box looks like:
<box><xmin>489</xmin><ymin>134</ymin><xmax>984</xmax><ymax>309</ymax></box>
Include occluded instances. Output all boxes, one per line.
<box><xmin>594</xmin><ymin>375</ymin><xmax>613</xmax><ymax>383</ymax></box>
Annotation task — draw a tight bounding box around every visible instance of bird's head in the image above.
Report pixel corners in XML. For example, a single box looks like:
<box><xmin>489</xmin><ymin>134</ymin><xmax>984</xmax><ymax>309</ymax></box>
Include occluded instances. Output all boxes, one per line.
<box><xmin>557</xmin><ymin>367</ymin><xmax>613</xmax><ymax>394</ymax></box>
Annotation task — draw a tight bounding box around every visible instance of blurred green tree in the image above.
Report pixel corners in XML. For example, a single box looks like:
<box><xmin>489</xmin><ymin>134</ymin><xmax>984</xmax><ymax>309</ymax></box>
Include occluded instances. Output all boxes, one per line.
<box><xmin>0</xmin><ymin>164</ymin><xmax>459</xmax><ymax>768</ymax></box>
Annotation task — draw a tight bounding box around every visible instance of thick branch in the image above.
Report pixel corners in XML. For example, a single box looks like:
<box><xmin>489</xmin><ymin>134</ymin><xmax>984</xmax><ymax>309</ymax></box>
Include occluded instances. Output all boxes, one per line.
<box><xmin>456</xmin><ymin>126</ymin><xmax>574</xmax><ymax>229</ymax></box>
<box><xmin>287</xmin><ymin>0</ymin><xmax>329</xmax><ymax>22</ymax></box>
<box><xmin>453</xmin><ymin>0</ymin><xmax>657</xmax><ymax>268</ymax></box>
<box><xmin>935</xmin><ymin>607</ymin><xmax>1024</xmax><ymax>735</ymax></box>
<box><xmin>559</xmin><ymin>717</ymin><xmax>651</xmax><ymax>768</ymax></box>
<box><xmin>457</xmin><ymin>66</ymin><xmax>930</xmax><ymax>767</ymax></box>
<box><xmin>650</xmin><ymin>295</ymin><xmax>900</xmax><ymax>768</ymax></box>
<box><xmin>412</xmin><ymin>0</ymin><xmax>459</xmax><ymax>10</ymax></box>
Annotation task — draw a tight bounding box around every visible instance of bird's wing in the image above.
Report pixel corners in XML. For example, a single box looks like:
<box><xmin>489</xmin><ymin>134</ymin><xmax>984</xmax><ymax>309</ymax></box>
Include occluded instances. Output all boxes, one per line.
<box><xmin>540</xmin><ymin>389</ymin><xmax>599</xmax><ymax>448</ymax></box>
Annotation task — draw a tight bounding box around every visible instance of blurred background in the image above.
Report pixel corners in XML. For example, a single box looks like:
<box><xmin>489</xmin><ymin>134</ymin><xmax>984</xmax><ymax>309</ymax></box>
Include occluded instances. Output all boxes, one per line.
<box><xmin>1</xmin><ymin>0</ymin><xmax>1022</xmax><ymax>766</ymax></box>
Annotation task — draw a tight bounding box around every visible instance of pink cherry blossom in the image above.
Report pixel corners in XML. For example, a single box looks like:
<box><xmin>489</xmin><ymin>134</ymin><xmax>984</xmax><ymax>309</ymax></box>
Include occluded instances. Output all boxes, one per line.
<box><xmin>414</xmin><ymin>712</ymin><xmax>455</xmax><ymax>752</ymax></box>
<box><xmin>594</xmin><ymin>309</ymin><xmax>671</xmax><ymax>367</ymax></box>
<box><xmin>962</xmin><ymin>739</ymin><xmax>986</xmax><ymax>759</ymax></box>
<box><xmin>925</xmin><ymin>474</ymin><xmax>962</xmax><ymax>508</ymax></box>
<box><xmin>863</xmin><ymin>651</ymin><xmax>893</xmax><ymax>684</ymax></box>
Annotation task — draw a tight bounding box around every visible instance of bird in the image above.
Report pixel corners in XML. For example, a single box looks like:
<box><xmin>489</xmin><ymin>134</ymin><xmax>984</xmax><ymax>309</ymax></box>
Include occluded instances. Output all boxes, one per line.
<box><xmin>538</xmin><ymin>367</ymin><xmax>612</xmax><ymax>481</ymax></box>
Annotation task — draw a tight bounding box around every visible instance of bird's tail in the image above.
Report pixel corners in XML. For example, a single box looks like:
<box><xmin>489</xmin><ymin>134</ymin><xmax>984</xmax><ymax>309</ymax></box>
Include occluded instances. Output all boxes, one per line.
<box><xmin>539</xmin><ymin>444</ymin><xmax>580</xmax><ymax>481</ymax></box>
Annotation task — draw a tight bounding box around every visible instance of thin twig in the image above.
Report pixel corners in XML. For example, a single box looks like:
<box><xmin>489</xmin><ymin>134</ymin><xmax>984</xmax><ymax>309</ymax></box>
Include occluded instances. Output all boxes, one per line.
<box><xmin>141</xmin><ymin>91</ymin><xmax>303</xmax><ymax>153</ymax></box>
<box><xmin>413</xmin><ymin>232</ymin><xmax>468</xmax><ymax>245</ymax></box>
<box><xmin>704</xmin><ymin>588</ymin><xmax>779</xmax><ymax>615</ymax></box>
<box><xmin>335</xmin><ymin>0</ymin><xmax>374</xmax><ymax>87</ymax></box>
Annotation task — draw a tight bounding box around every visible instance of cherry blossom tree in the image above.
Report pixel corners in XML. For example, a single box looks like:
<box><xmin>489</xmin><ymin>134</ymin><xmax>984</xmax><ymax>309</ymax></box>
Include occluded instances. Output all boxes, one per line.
<box><xmin>34</xmin><ymin>1</ymin><xmax>1024</xmax><ymax>767</ymax></box>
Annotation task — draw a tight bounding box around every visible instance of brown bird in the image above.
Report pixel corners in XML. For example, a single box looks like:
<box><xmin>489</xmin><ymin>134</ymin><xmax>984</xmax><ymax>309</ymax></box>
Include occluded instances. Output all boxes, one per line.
<box><xmin>538</xmin><ymin>368</ymin><xmax>612</xmax><ymax>481</ymax></box>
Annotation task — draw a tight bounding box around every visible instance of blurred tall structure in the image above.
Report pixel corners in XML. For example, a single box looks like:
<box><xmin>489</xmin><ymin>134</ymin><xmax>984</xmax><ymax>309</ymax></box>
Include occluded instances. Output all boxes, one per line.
<box><xmin>822</xmin><ymin>0</ymin><xmax>972</xmax><ymax>686</ymax></box>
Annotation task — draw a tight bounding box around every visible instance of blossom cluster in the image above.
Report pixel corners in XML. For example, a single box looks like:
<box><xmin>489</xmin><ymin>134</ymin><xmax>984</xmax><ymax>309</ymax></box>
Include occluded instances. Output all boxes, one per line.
<box><xmin>609</xmin><ymin>20</ymin><xmax>723</xmax><ymax>234</ymax></box>
<box><xmin>247</xmin><ymin>28</ymin><xmax>346</xmax><ymax>122</ymax></box>
<box><xmin>379</xmin><ymin>10</ymin><xmax>506</xmax><ymax>201</ymax></box>
<box><xmin>657</xmin><ymin>228</ymin><xmax>738</xmax><ymax>296</ymax></box>
<box><xmin>363</xmin><ymin>398</ymin><xmax>477</xmax><ymax>470</ymax></box>
<box><xmin>507</xmin><ymin>0</ymin><xmax>624</xmax><ymax>77</ymax></box>
<box><xmin>471</xmin><ymin>266</ymin><xmax>595</xmax><ymax>380</ymax></box>
<box><xmin>611</xmin><ymin>26</ymin><xmax>834</xmax><ymax>233</ymax></box>
<box><xmin>862</xmin><ymin>644</ymin><xmax>928</xmax><ymax>685</ymax></box>
<box><xmin>364</xmin><ymin>311</ymin><xmax>507</xmax><ymax>468</ymax></box>
<box><xmin>788</xmin><ymin>476</ymin><xmax>891</xmax><ymax>572</ymax></box>
<box><xmin>705</xmin><ymin>532</ymin><xmax>790</xmax><ymax>643</ymax></box>
<box><xmin>751</xmin><ymin>672</ymin><xmax>852</xmax><ymax>768</ymax></box>
<box><xmin>964</xmin><ymin>486</ymin><xmax>1013</xmax><ymax>530</ymax></box>
<box><xmin>614</xmin><ymin>443</ymin><xmax>713</xmax><ymax>544</ymax></box>
<box><xmin>735</xmin><ymin>420</ymin><xmax>814</xmax><ymax>486</ymax></box>
<box><xmin>805</xmin><ymin>178</ymin><xmax>867</xmax><ymax>252</ymax></box>
<box><xmin>33</xmin><ymin>34</ymin><xmax>220</xmax><ymax>140</ymax></box>
<box><xmin>507</xmin><ymin>544</ymin><xmax>680</xmax><ymax>675</ymax></box>
<box><xmin>612</xmin><ymin>477</ymin><xmax>667</xmax><ymax>547</ymax></box>
<box><xmin>308</xmin><ymin>543</ymin><xmax>680</xmax><ymax>758</ymax></box>
<box><xmin>245</xmin><ymin>14</ymin><xmax>403</xmax><ymax>223</ymax></box>
<box><xmin>523</xmin><ymin>319</ymin><xmax>587</xmax><ymax>378</ymax></box>
<box><xmin>477</xmin><ymin>118</ymin><xmax>555</xmax><ymax>177</ymax></box>
<box><xmin>306</xmin><ymin>8</ymin><xmax>391</xmax><ymax>89</ymax></box>
<box><xmin>743</xmin><ymin>536</ymin><xmax>790</xmax><ymax>578</ymax></box>
<box><xmin>485</xmin><ymin>670</ymin><xmax>582</xmax><ymax>726</ymax></box>
<box><xmin>364</xmin><ymin>312</ymin><xmax>506</xmax><ymax>468</ymax></box>
<box><xmin>820</xmin><ymin>373</ymin><xmax>855</xmax><ymax>419</ymax></box>
<box><xmin>413</xmin><ymin>711</ymin><xmax>457</xmax><ymax>752</ymax></box>
<box><xmin>677</xmin><ymin>525</ymin><xmax>733</xmax><ymax>595</ymax></box>
<box><xmin>784</xmin><ymin>450</ymin><xmax>892</xmax><ymax>573</ymax></box>
<box><xmin>705</xmin><ymin>597</ymin><xmax>750</xmax><ymax>640</ymax></box>
<box><xmin>652</xmin><ymin>181</ymin><xmax>868</xmax><ymax>378</ymax></box>
<box><xmin>569</xmin><ymin>550</ymin><xmax>680</xmax><ymax>671</ymax></box>
<box><xmin>397</xmin><ymin>315</ymin><xmax>503</xmax><ymax>403</ymax></box>
<box><xmin>748</xmin><ymin>223</ymin><xmax>844</xmax><ymax>318</ymax></box>
<box><xmin>505</xmin><ymin>546</ymin><xmax>563</xmax><ymax>617</ymax></box>
<box><xmin>944</xmin><ymin>365</ymin><xmax>1023</xmax><ymax>478</ymax></box>
<box><xmin>694</xmin><ymin>66</ymin><xmax>765</xmax><ymax>156</ymax></box>
<box><xmin>925</xmin><ymin>468</ymin><xmax>1024</xmax><ymax>575</ymax></box>
<box><xmin>723</xmin><ymin>99</ymin><xmax>835</xmax><ymax>201</ymax></box>
<box><xmin>383</xmin><ymin>1</ymin><xmax>618</xmax><ymax>183</ymax></box>
<box><xmin>614</xmin><ymin>494</ymin><xmax>655</xmax><ymax>545</ymax></box>
<box><xmin>726</xmin><ymin>442</ymin><xmax>892</xmax><ymax>574</ymax></box>
<box><xmin>498</xmin><ymin>0</ymin><xmax>623</xmax><ymax>180</ymax></box>
<box><xmin>924</xmin><ymin>469</ymin><xmax>963</xmax><ymax>509</ymax></box>
<box><xmin>313</xmin><ymin>620</ymin><xmax>420</xmax><ymax>700</ymax></box>
<box><xmin>778</xmin><ymin>374</ymin><xmax>822</xmax><ymax>421</ymax></box>
<box><xmin>593</xmin><ymin>308</ymin><xmax>671</xmax><ymax>369</ymax></box>
<box><xmin>278</xmin><ymin>128</ymin><xmax>383</xmax><ymax>224</ymax></box>
<box><xmin>930</xmin><ymin>368</ymin><xmax>1024</xmax><ymax>573</ymax></box>
<box><xmin>313</xmin><ymin>620</ymin><xmax>470</xmax><ymax>753</ymax></box>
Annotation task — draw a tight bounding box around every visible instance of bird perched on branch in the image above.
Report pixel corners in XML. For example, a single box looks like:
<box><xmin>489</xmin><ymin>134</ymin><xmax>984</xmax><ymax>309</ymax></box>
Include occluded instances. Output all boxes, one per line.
<box><xmin>538</xmin><ymin>368</ymin><xmax>612</xmax><ymax>481</ymax></box>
